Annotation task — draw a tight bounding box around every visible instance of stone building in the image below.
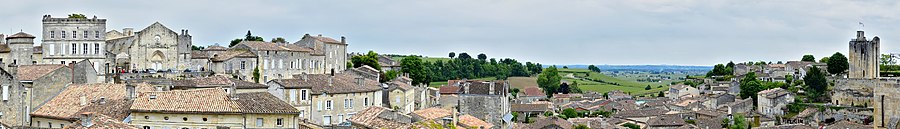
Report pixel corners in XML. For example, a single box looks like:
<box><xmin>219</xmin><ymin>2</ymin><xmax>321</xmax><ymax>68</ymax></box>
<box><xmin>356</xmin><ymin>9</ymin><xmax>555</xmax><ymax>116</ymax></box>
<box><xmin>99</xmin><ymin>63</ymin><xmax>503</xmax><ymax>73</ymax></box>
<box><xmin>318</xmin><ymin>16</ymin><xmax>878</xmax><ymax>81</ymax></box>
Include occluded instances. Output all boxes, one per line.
<box><xmin>757</xmin><ymin>88</ymin><xmax>794</xmax><ymax>118</ymax></box>
<box><xmin>453</xmin><ymin>80</ymin><xmax>510</xmax><ymax>129</ymax></box>
<box><xmin>208</xmin><ymin>49</ymin><xmax>257</xmax><ymax>82</ymax></box>
<box><xmin>266</xmin><ymin>73</ymin><xmax>383</xmax><ymax>127</ymax></box>
<box><xmin>105</xmin><ymin>22</ymin><xmax>192</xmax><ymax>72</ymax></box>
<box><xmin>832</xmin><ymin>78</ymin><xmax>874</xmax><ymax>107</ymax></box>
<box><xmin>29</xmin><ymin>83</ymin><xmax>150</xmax><ymax>128</ymax></box>
<box><xmin>40</xmin><ymin>15</ymin><xmax>108</xmax><ymax>81</ymax></box>
<box><xmin>667</xmin><ymin>84</ymin><xmax>699</xmax><ymax>100</ymax></box>
<box><xmin>385</xmin><ymin>78</ymin><xmax>416</xmax><ymax>114</ymax></box>
<box><xmin>171</xmin><ymin>75</ymin><xmax>267</xmax><ymax>93</ymax></box>
<box><xmin>849</xmin><ymin>30</ymin><xmax>880</xmax><ymax>79</ymax></box>
<box><xmin>4</xmin><ymin>32</ymin><xmax>36</xmax><ymax>66</ymax></box>
<box><xmin>293</xmin><ymin>34</ymin><xmax>349</xmax><ymax>74</ymax></box>
<box><xmin>130</xmin><ymin>88</ymin><xmax>300</xmax><ymax>129</ymax></box>
<box><xmin>875</xmin><ymin>78</ymin><xmax>900</xmax><ymax>129</ymax></box>
<box><xmin>0</xmin><ymin>67</ymin><xmax>25</xmax><ymax>128</ymax></box>
<box><xmin>231</xmin><ymin>41</ymin><xmax>314</xmax><ymax>83</ymax></box>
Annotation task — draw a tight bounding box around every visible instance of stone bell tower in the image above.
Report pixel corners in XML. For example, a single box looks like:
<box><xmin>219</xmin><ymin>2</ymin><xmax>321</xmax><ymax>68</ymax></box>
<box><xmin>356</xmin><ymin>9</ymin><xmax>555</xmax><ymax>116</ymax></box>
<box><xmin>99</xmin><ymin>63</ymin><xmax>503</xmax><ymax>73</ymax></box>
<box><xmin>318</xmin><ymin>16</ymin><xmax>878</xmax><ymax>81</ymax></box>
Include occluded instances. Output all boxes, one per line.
<box><xmin>848</xmin><ymin>30</ymin><xmax>880</xmax><ymax>79</ymax></box>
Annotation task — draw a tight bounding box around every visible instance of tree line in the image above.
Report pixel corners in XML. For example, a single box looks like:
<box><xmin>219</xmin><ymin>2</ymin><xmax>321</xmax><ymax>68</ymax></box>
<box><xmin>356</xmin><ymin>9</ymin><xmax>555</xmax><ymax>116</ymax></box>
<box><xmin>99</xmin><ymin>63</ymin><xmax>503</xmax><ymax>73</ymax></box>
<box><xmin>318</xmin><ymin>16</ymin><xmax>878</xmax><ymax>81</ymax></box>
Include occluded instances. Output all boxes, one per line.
<box><xmin>349</xmin><ymin>51</ymin><xmax>544</xmax><ymax>86</ymax></box>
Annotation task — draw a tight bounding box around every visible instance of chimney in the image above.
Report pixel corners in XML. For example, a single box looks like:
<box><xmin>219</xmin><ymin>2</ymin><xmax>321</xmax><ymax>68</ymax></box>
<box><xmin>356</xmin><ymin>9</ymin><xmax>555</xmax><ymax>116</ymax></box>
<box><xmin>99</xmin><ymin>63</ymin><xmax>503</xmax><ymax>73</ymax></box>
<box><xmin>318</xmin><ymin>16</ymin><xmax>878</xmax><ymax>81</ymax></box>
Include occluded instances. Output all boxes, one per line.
<box><xmin>79</xmin><ymin>113</ymin><xmax>94</xmax><ymax>127</ymax></box>
<box><xmin>317</xmin><ymin>34</ymin><xmax>322</xmax><ymax>37</ymax></box>
<box><xmin>301</xmin><ymin>73</ymin><xmax>308</xmax><ymax>81</ymax></box>
<box><xmin>340</xmin><ymin>36</ymin><xmax>346</xmax><ymax>44</ymax></box>
<box><xmin>80</xmin><ymin>96</ymin><xmax>87</xmax><ymax>106</ymax></box>
<box><xmin>123</xmin><ymin>28</ymin><xmax>134</xmax><ymax>36</ymax></box>
<box><xmin>98</xmin><ymin>97</ymin><xmax>106</xmax><ymax>104</ymax></box>
<box><xmin>328</xmin><ymin>77</ymin><xmax>333</xmax><ymax>86</ymax></box>
<box><xmin>6</xmin><ymin>63</ymin><xmax>16</xmax><ymax>77</ymax></box>
<box><xmin>125</xmin><ymin>84</ymin><xmax>136</xmax><ymax>100</ymax></box>
<box><xmin>228</xmin><ymin>82</ymin><xmax>237</xmax><ymax>100</ymax></box>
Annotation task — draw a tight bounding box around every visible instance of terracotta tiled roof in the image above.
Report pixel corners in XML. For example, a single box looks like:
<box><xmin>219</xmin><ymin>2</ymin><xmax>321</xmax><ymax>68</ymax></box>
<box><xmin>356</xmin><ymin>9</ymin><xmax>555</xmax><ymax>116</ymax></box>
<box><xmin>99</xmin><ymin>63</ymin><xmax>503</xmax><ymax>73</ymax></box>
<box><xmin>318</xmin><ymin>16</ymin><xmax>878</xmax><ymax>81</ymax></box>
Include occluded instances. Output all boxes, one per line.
<box><xmin>826</xmin><ymin>121</ymin><xmax>868</xmax><ymax>129</ymax></box>
<box><xmin>272</xmin><ymin>74</ymin><xmax>382</xmax><ymax>94</ymax></box>
<box><xmin>17</xmin><ymin>64</ymin><xmax>67</xmax><ymax>81</ymax></box>
<box><xmin>130</xmin><ymin>88</ymin><xmax>243</xmax><ymax>114</ymax></box>
<box><xmin>33</xmin><ymin>46</ymin><xmax>42</xmax><ymax>54</ymax></box>
<box><xmin>458</xmin><ymin>115</ymin><xmax>493</xmax><ymax>129</ymax></box>
<box><xmin>411</xmin><ymin>108</ymin><xmax>452</xmax><ymax>120</ymax></box>
<box><xmin>64</xmin><ymin>112</ymin><xmax>139</xmax><ymax>129</ymax></box>
<box><xmin>511</xmin><ymin>104</ymin><xmax>551</xmax><ymax>112</ymax></box>
<box><xmin>174</xmin><ymin>76</ymin><xmax>266</xmax><ymax>89</ymax></box>
<box><xmin>236</xmin><ymin>41</ymin><xmax>313</xmax><ymax>52</ymax></box>
<box><xmin>517</xmin><ymin>117</ymin><xmax>569</xmax><ymax>129</ymax></box>
<box><xmin>439</xmin><ymin>85</ymin><xmax>460</xmax><ymax>94</ymax></box>
<box><xmin>203</xmin><ymin>45</ymin><xmax>227</xmax><ymax>51</ymax></box>
<box><xmin>190</xmin><ymin>51</ymin><xmax>208</xmax><ymax>59</ymax></box>
<box><xmin>523</xmin><ymin>87</ymin><xmax>545</xmax><ymax>97</ymax></box>
<box><xmin>211</xmin><ymin>49</ymin><xmax>257</xmax><ymax>62</ymax></box>
<box><xmin>614</xmin><ymin>108</ymin><xmax>666</xmax><ymax>118</ymax></box>
<box><xmin>31</xmin><ymin>83</ymin><xmax>150</xmax><ymax>121</ymax></box>
<box><xmin>311</xmin><ymin>36</ymin><xmax>343</xmax><ymax>44</ymax></box>
<box><xmin>648</xmin><ymin>115</ymin><xmax>686</xmax><ymax>127</ymax></box>
<box><xmin>6</xmin><ymin>32</ymin><xmax>35</xmax><ymax>39</ymax></box>
<box><xmin>234</xmin><ymin>92</ymin><xmax>300</xmax><ymax>114</ymax></box>
<box><xmin>388</xmin><ymin>80</ymin><xmax>413</xmax><ymax>91</ymax></box>
<box><xmin>348</xmin><ymin>106</ymin><xmax>412</xmax><ymax>129</ymax></box>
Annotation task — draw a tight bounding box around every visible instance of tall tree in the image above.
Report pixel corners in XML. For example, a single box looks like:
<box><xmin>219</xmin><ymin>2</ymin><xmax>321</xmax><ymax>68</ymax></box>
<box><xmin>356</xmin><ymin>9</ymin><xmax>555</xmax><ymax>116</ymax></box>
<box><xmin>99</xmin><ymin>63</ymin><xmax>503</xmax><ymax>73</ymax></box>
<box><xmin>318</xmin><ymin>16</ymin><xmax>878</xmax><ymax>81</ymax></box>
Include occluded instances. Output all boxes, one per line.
<box><xmin>739</xmin><ymin>72</ymin><xmax>762</xmax><ymax>103</ymax></box>
<box><xmin>827</xmin><ymin>52</ymin><xmax>849</xmax><ymax>75</ymax></box>
<box><xmin>537</xmin><ymin>66</ymin><xmax>561</xmax><ymax>97</ymax></box>
<box><xmin>350</xmin><ymin>51</ymin><xmax>381</xmax><ymax>70</ymax></box>
<box><xmin>804</xmin><ymin>66</ymin><xmax>828</xmax><ymax>102</ymax></box>
<box><xmin>729</xmin><ymin>114</ymin><xmax>747</xmax><ymax>129</ymax></box>
<box><xmin>252</xmin><ymin>66</ymin><xmax>261</xmax><ymax>83</ymax></box>
<box><xmin>401</xmin><ymin>56</ymin><xmax>429</xmax><ymax>85</ymax></box>
<box><xmin>819</xmin><ymin>57</ymin><xmax>830</xmax><ymax>64</ymax></box>
<box><xmin>458</xmin><ymin>53</ymin><xmax>472</xmax><ymax>59</ymax></box>
<box><xmin>587</xmin><ymin>65</ymin><xmax>601</xmax><ymax>73</ymax></box>
<box><xmin>271</xmin><ymin>37</ymin><xmax>287</xmax><ymax>43</ymax></box>
<box><xmin>801</xmin><ymin>55</ymin><xmax>816</xmax><ymax>62</ymax></box>
<box><xmin>882</xmin><ymin>54</ymin><xmax>896</xmax><ymax>65</ymax></box>
<box><xmin>449</xmin><ymin>52</ymin><xmax>456</xmax><ymax>58</ymax></box>
<box><xmin>477</xmin><ymin>53</ymin><xmax>487</xmax><ymax>61</ymax></box>
<box><xmin>558</xmin><ymin>83</ymin><xmax>570</xmax><ymax>94</ymax></box>
<box><xmin>229</xmin><ymin>39</ymin><xmax>243</xmax><ymax>47</ymax></box>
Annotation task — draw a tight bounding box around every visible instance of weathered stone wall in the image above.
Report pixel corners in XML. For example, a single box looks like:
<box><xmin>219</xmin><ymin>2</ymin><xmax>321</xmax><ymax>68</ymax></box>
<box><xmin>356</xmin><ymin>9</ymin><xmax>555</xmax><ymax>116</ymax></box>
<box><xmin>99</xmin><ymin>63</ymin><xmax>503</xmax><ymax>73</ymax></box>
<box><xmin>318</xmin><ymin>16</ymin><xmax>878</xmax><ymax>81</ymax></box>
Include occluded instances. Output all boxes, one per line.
<box><xmin>73</xmin><ymin>60</ymin><xmax>98</xmax><ymax>84</ymax></box>
<box><xmin>832</xmin><ymin>78</ymin><xmax>875</xmax><ymax>107</ymax></box>
<box><xmin>459</xmin><ymin>95</ymin><xmax>509</xmax><ymax>129</ymax></box>
<box><xmin>874</xmin><ymin>78</ymin><xmax>900</xmax><ymax>129</ymax></box>
<box><xmin>0</xmin><ymin>67</ymin><xmax>25</xmax><ymax>127</ymax></box>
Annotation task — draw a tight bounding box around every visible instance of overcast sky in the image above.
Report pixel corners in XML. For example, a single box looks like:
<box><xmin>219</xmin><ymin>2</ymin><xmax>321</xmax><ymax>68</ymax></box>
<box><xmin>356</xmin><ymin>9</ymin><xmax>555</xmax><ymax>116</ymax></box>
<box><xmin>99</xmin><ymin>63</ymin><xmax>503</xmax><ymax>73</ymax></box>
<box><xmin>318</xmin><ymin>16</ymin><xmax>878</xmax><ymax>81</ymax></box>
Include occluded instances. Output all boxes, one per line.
<box><xmin>1</xmin><ymin>0</ymin><xmax>898</xmax><ymax>66</ymax></box>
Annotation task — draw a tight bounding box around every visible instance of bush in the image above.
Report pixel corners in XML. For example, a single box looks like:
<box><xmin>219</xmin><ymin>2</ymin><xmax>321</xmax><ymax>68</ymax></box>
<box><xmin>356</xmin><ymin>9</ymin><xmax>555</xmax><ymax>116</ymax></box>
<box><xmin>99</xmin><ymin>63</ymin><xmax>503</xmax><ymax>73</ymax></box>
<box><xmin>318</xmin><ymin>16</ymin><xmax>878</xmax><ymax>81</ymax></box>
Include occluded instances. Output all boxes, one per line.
<box><xmin>622</xmin><ymin>123</ymin><xmax>641</xmax><ymax>129</ymax></box>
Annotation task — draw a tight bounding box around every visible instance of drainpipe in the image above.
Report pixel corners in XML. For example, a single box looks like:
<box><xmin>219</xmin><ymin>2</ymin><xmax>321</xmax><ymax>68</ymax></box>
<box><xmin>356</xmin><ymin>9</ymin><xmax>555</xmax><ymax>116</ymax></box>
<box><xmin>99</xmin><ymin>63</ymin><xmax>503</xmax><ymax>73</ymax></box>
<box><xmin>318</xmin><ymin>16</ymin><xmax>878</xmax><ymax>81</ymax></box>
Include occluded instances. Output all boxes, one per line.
<box><xmin>242</xmin><ymin>114</ymin><xmax>247</xmax><ymax>129</ymax></box>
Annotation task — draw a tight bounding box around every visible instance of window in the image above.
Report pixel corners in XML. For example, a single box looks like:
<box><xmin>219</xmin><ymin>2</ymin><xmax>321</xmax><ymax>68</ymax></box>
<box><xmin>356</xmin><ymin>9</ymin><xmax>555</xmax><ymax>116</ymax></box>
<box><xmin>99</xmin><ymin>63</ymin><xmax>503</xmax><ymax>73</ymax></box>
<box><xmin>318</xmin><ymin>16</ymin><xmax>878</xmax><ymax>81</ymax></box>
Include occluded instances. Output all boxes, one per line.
<box><xmin>203</xmin><ymin>118</ymin><xmax>208</xmax><ymax>121</ymax></box>
<box><xmin>276</xmin><ymin>118</ymin><xmax>284</xmax><ymax>126</ymax></box>
<box><xmin>364</xmin><ymin>98</ymin><xmax>369</xmax><ymax>106</ymax></box>
<box><xmin>83</xmin><ymin>43</ymin><xmax>88</xmax><ymax>55</ymax></box>
<box><xmin>289</xmin><ymin>89</ymin><xmax>297</xmax><ymax>103</ymax></box>
<box><xmin>0</xmin><ymin>111</ymin><xmax>3</xmax><ymax>119</ymax></box>
<box><xmin>300</xmin><ymin>110</ymin><xmax>305</xmax><ymax>118</ymax></box>
<box><xmin>323</xmin><ymin>116</ymin><xmax>332</xmax><ymax>126</ymax></box>
<box><xmin>263</xmin><ymin>59</ymin><xmax>268</xmax><ymax>69</ymax></box>
<box><xmin>317</xmin><ymin>101</ymin><xmax>322</xmax><ymax>110</ymax></box>
<box><xmin>301</xmin><ymin>90</ymin><xmax>308</xmax><ymax>100</ymax></box>
<box><xmin>72</xmin><ymin>31</ymin><xmax>76</xmax><ymax>39</ymax></box>
<box><xmin>61</xmin><ymin>31</ymin><xmax>66</xmax><ymax>38</ymax></box>
<box><xmin>143</xmin><ymin>126</ymin><xmax>150</xmax><ymax>129</ymax></box>
<box><xmin>326</xmin><ymin>100</ymin><xmax>332</xmax><ymax>110</ymax></box>
<box><xmin>164</xmin><ymin>116</ymin><xmax>169</xmax><ymax>121</ymax></box>
<box><xmin>84</xmin><ymin>31</ymin><xmax>88</xmax><ymax>38</ymax></box>
<box><xmin>240</xmin><ymin>61</ymin><xmax>246</xmax><ymax>70</ymax></box>
<box><xmin>256</xmin><ymin>118</ymin><xmax>263</xmax><ymax>127</ymax></box>
<box><xmin>279</xmin><ymin>59</ymin><xmax>283</xmax><ymax>69</ymax></box>
<box><xmin>338</xmin><ymin>115</ymin><xmax>344</xmax><ymax>123</ymax></box>
<box><xmin>344</xmin><ymin>99</ymin><xmax>349</xmax><ymax>109</ymax></box>
<box><xmin>71</xmin><ymin>43</ymin><xmax>77</xmax><ymax>54</ymax></box>
<box><xmin>2</xmin><ymin>85</ymin><xmax>8</xmax><ymax>101</ymax></box>
<box><xmin>48</xmin><ymin>122</ymin><xmax>52</xmax><ymax>128</ymax></box>
<box><xmin>349</xmin><ymin>99</ymin><xmax>353</xmax><ymax>108</ymax></box>
<box><xmin>50</xmin><ymin>31</ymin><xmax>55</xmax><ymax>39</ymax></box>
<box><xmin>47</xmin><ymin>44</ymin><xmax>54</xmax><ymax>56</ymax></box>
<box><xmin>183</xmin><ymin>117</ymin><xmax>188</xmax><ymax>121</ymax></box>
<box><xmin>94</xmin><ymin>43</ymin><xmax>99</xmax><ymax>55</ymax></box>
<box><xmin>95</xmin><ymin>31</ymin><xmax>100</xmax><ymax>39</ymax></box>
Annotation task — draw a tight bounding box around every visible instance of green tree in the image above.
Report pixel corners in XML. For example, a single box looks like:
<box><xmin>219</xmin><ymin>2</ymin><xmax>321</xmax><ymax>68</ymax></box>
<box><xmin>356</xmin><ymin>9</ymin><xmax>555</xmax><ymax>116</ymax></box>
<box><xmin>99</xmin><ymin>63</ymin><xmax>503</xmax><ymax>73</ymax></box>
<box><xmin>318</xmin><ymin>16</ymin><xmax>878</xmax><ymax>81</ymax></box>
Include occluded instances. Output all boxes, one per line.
<box><xmin>561</xmin><ymin>108</ymin><xmax>580</xmax><ymax>119</ymax></box>
<box><xmin>804</xmin><ymin>66</ymin><xmax>828</xmax><ymax>102</ymax></box>
<box><xmin>587</xmin><ymin>65</ymin><xmax>601</xmax><ymax>73</ymax></box>
<box><xmin>449</xmin><ymin>52</ymin><xmax>456</xmax><ymax>58</ymax></box>
<box><xmin>622</xmin><ymin>123</ymin><xmax>641</xmax><ymax>129</ymax></box>
<box><xmin>382</xmin><ymin>70</ymin><xmax>400</xmax><ymax>82</ymax></box>
<box><xmin>477</xmin><ymin>53</ymin><xmax>487</xmax><ymax>61</ymax></box>
<box><xmin>244</xmin><ymin>30</ymin><xmax>264</xmax><ymax>42</ymax></box>
<box><xmin>252</xmin><ymin>66</ymin><xmax>260</xmax><ymax>83</ymax></box>
<box><xmin>191</xmin><ymin>45</ymin><xmax>205</xmax><ymax>50</ymax></box>
<box><xmin>401</xmin><ymin>56</ymin><xmax>429</xmax><ymax>85</ymax></box>
<box><xmin>570</xmin><ymin>81</ymin><xmax>582</xmax><ymax>93</ymax></box>
<box><xmin>229</xmin><ymin>39</ymin><xmax>243</xmax><ymax>47</ymax></box>
<box><xmin>271</xmin><ymin>37</ymin><xmax>287</xmax><ymax>43</ymax></box>
<box><xmin>537</xmin><ymin>66</ymin><xmax>561</xmax><ymax>97</ymax></box>
<box><xmin>819</xmin><ymin>57</ymin><xmax>830</xmax><ymax>64</ymax></box>
<box><xmin>739</xmin><ymin>72</ymin><xmax>763</xmax><ymax>103</ymax></box>
<box><xmin>351</xmin><ymin>51</ymin><xmax>382</xmax><ymax>70</ymax></box>
<box><xmin>827</xmin><ymin>52</ymin><xmax>849</xmax><ymax>75</ymax></box>
<box><xmin>573</xmin><ymin>124</ymin><xmax>589</xmax><ymax>129</ymax></box>
<box><xmin>883</xmin><ymin>54</ymin><xmax>896</xmax><ymax>65</ymax></box>
<box><xmin>729</xmin><ymin>114</ymin><xmax>747</xmax><ymax>129</ymax></box>
<box><xmin>645</xmin><ymin>85</ymin><xmax>651</xmax><ymax>90</ymax></box>
<box><xmin>658</xmin><ymin>91</ymin><xmax>665</xmax><ymax>97</ymax></box>
<box><xmin>801</xmin><ymin>55</ymin><xmax>816</xmax><ymax>62</ymax></box>
<box><xmin>346</xmin><ymin>62</ymin><xmax>353</xmax><ymax>69</ymax></box>
<box><xmin>458</xmin><ymin>53</ymin><xmax>472</xmax><ymax>59</ymax></box>
<box><xmin>67</xmin><ymin>14</ymin><xmax>87</xmax><ymax>19</ymax></box>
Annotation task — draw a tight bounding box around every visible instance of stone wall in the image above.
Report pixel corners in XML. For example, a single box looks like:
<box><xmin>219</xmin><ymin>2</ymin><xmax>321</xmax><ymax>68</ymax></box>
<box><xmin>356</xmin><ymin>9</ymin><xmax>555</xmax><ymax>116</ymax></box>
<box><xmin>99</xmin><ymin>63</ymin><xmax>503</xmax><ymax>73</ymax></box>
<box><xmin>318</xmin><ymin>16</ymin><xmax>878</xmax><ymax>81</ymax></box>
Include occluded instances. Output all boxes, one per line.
<box><xmin>848</xmin><ymin>31</ymin><xmax>880</xmax><ymax>79</ymax></box>
<box><xmin>874</xmin><ymin>78</ymin><xmax>900</xmax><ymax>129</ymax></box>
<box><xmin>832</xmin><ymin>78</ymin><xmax>875</xmax><ymax>107</ymax></box>
<box><xmin>0</xmin><ymin>67</ymin><xmax>25</xmax><ymax>127</ymax></box>
<box><xmin>459</xmin><ymin>95</ymin><xmax>509</xmax><ymax>129</ymax></box>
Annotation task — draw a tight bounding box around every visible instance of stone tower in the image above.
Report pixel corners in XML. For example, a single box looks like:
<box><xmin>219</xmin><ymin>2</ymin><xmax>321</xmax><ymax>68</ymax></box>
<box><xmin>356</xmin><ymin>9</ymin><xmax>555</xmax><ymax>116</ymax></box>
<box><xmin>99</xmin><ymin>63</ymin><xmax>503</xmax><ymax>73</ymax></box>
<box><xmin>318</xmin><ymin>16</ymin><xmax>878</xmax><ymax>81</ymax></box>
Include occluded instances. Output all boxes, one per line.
<box><xmin>848</xmin><ymin>30</ymin><xmax>880</xmax><ymax>79</ymax></box>
<box><xmin>6</xmin><ymin>32</ymin><xmax>36</xmax><ymax>65</ymax></box>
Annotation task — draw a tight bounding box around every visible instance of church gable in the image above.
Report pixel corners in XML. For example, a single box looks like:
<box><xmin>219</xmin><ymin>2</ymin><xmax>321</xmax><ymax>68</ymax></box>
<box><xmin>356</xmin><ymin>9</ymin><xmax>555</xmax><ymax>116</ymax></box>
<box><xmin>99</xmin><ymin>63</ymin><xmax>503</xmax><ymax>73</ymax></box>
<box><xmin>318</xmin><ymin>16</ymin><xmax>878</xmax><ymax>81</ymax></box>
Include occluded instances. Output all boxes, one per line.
<box><xmin>135</xmin><ymin>22</ymin><xmax>179</xmax><ymax>46</ymax></box>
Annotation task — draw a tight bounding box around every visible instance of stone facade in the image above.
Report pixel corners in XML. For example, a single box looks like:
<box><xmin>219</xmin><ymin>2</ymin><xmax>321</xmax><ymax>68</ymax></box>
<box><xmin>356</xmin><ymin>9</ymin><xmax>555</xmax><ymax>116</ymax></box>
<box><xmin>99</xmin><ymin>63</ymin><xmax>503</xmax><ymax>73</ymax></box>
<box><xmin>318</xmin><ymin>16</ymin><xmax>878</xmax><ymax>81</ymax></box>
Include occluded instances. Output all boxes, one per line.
<box><xmin>849</xmin><ymin>30</ymin><xmax>880</xmax><ymax>79</ymax></box>
<box><xmin>106</xmin><ymin>22</ymin><xmax>192</xmax><ymax>72</ymax></box>
<box><xmin>40</xmin><ymin>15</ymin><xmax>108</xmax><ymax>82</ymax></box>
<box><xmin>266</xmin><ymin>73</ymin><xmax>383</xmax><ymax>127</ymax></box>
<box><xmin>832</xmin><ymin>78</ymin><xmax>874</xmax><ymax>107</ymax></box>
<box><xmin>757</xmin><ymin>88</ymin><xmax>794</xmax><ymax>118</ymax></box>
<box><xmin>875</xmin><ymin>78</ymin><xmax>900</xmax><ymax>129</ymax></box>
<box><xmin>0</xmin><ymin>67</ymin><xmax>25</xmax><ymax>128</ymax></box>
<box><xmin>294</xmin><ymin>34</ymin><xmax>349</xmax><ymax>74</ymax></box>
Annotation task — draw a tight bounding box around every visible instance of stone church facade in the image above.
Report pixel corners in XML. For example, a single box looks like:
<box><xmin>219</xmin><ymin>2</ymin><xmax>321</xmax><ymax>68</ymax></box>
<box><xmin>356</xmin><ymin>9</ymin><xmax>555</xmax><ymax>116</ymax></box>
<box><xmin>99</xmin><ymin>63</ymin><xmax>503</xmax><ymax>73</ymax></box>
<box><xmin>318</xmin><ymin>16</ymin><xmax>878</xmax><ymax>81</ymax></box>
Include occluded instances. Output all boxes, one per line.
<box><xmin>105</xmin><ymin>22</ymin><xmax>192</xmax><ymax>71</ymax></box>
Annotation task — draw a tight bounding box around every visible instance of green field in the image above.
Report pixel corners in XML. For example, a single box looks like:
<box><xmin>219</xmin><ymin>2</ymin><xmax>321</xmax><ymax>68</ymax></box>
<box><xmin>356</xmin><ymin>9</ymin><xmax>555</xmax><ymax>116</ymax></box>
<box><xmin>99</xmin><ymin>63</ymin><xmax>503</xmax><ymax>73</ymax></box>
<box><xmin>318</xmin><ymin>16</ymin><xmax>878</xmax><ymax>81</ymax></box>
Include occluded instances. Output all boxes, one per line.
<box><xmin>428</xmin><ymin>77</ymin><xmax>497</xmax><ymax>87</ymax></box>
<box><xmin>558</xmin><ymin>68</ymin><xmax>670</xmax><ymax>96</ymax></box>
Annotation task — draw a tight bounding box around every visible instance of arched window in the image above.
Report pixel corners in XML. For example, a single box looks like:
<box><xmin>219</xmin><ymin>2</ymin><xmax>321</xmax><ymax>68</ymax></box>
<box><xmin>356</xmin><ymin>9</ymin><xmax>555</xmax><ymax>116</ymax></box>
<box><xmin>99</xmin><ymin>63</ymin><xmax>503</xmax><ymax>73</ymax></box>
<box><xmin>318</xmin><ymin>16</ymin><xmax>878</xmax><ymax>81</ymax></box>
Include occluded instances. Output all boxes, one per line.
<box><xmin>143</xmin><ymin>126</ymin><xmax>150</xmax><ymax>129</ymax></box>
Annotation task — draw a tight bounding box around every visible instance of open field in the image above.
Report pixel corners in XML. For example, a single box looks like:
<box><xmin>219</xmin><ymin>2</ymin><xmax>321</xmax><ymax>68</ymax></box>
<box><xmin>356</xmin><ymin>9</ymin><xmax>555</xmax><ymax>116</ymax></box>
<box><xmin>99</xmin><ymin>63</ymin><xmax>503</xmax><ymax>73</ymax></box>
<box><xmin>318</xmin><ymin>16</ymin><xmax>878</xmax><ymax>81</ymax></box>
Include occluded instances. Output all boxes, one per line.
<box><xmin>558</xmin><ymin>68</ymin><xmax>670</xmax><ymax>96</ymax></box>
<box><xmin>508</xmin><ymin>77</ymin><xmax>539</xmax><ymax>90</ymax></box>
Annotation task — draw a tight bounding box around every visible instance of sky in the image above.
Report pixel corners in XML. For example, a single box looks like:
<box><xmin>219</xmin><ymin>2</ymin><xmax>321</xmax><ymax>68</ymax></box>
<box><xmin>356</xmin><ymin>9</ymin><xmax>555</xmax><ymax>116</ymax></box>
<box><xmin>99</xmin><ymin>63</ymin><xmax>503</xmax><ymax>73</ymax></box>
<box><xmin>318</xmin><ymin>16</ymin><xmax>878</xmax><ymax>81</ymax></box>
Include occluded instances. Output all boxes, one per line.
<box><xmin>0</xmin><ymin>0</ymin><xmax>899</xmax><ymax>66</ymax></box>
